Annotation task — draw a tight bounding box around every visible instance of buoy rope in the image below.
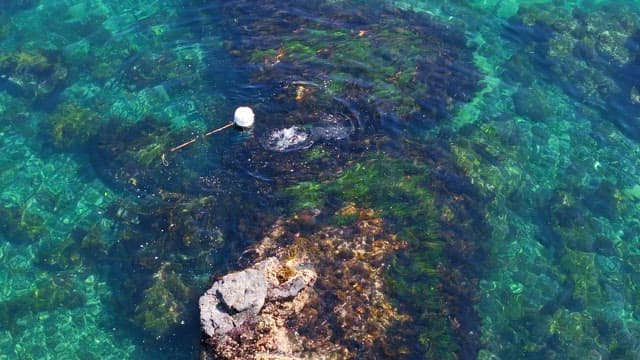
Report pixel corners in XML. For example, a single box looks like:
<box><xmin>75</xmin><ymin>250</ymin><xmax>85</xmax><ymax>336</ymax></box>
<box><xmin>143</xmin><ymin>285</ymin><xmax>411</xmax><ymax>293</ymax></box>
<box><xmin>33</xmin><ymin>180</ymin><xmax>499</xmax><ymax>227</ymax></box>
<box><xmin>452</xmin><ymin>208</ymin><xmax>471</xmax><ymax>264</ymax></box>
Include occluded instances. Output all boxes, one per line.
<box><xmin>170</xmin><ymin>122</ymin><xmax>234</xmax><ymax>152</ymax></box>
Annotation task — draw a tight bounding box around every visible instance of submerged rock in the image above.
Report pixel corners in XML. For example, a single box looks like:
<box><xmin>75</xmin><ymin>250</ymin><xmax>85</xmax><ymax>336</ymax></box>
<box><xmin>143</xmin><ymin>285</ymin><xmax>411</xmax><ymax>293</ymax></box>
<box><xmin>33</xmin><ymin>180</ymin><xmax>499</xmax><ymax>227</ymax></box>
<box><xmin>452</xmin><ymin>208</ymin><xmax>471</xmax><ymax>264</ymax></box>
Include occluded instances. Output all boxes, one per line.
<box><xmin>504</xmin><ymin>2</ymin><xmax>640</xmax><ymax>141</ymax></box>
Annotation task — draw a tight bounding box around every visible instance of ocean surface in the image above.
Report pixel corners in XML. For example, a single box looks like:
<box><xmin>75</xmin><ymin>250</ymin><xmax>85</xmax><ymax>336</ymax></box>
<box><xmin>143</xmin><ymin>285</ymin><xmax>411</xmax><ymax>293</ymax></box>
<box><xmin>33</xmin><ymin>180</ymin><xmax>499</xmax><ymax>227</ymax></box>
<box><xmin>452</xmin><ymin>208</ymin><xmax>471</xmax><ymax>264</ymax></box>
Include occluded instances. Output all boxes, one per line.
<box><xmin>2</xmin><ymin>0</ymin><xmax>640</xmax><ymax>358</ymax></box>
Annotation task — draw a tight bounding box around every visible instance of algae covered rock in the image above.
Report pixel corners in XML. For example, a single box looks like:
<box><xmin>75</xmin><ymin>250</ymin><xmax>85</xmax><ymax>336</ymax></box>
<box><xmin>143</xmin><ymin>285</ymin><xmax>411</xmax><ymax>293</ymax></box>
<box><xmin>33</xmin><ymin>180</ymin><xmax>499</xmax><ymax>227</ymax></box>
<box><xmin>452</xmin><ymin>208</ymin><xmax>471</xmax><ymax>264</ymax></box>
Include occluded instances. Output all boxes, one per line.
<box><xmin>199</xmin><ymin>205</ymin><xmax>410</xmax><ymax>359</ymax></box>
<box><xmin>133</xmin><ymin>262</ymin><xmax>193</xmax><ymax>337</ymax></box>
<box><xmin>47</xmin><ymin>102</ymin><xmax>103</xmax><ymax>150</ymax></box>
<box><xmin>0</xmin><ymin>49</ymin><xmax>68</xmax><ymax>102</ymax></box>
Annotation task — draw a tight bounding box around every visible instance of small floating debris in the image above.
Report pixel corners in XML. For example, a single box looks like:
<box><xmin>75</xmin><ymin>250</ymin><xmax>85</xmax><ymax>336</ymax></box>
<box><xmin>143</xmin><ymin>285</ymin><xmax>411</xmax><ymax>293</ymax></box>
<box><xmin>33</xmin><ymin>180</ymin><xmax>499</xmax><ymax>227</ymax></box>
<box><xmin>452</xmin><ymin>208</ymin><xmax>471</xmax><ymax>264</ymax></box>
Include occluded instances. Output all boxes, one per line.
<box><xmin>170</xmin><ymin>106</ymin><xmax>255</xmax><ymax>152</ymax></box>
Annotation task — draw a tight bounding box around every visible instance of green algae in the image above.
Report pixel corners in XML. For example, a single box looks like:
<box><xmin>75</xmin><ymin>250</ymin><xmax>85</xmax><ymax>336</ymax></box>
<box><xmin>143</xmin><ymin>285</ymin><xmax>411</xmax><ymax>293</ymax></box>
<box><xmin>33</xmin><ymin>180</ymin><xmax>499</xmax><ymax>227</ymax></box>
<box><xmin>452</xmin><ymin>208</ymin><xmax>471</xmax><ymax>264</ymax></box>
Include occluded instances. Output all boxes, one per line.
<box><xmin>48</xmin><ymin>102</ymin><xmax>103</xmax><ymax>150</ymax></box>
<box><xmin>219</xmin><ymin>0</ymin><xmax>481</xmax><ymax>126</ymax></box>
<box><xmin>439</xmin><ymin>1</ymin><xmax>640</xmax><ymax>357</ymax></box>
<box><xmin>283</xmin><ymin>154</ymin><xmax>475</xmax><ymax>357</ymax></box>
<box><xmin>286</xmin><ymin>157</ymin><xmax>436</xmax><ymax>220</ymax></box>
<box><xmin>0</xmin><ymin>49</ymin><xmax>68</xmax><ymax>101</ymax></box>
<box><xmin>133</xmin><ymin>263</ymin><xmax>192</xmax><ymax>337</ymax></box>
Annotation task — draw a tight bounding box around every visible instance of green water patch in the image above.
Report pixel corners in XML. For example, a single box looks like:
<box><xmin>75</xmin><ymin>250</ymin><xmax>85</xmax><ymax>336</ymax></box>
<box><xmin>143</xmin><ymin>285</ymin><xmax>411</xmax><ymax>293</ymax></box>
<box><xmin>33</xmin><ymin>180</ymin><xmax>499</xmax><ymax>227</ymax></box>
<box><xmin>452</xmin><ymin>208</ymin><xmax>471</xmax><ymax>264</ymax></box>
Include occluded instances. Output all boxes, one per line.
<box><xmin>0</xmin><ymin>122</ymin><xmax>137</xmax><ymax>357</ymax></box>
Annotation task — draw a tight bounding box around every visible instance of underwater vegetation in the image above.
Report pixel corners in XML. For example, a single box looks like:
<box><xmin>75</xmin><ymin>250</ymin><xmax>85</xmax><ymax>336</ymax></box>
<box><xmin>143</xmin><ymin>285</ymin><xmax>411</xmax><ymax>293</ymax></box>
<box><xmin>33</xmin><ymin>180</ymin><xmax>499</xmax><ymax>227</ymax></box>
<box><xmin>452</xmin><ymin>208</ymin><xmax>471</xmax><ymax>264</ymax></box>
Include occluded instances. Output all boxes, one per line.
<box><xmin>283</xmin><ymin>142</ymin><xmax>489</xmax><ymax>358</ymax></box>
<box><xmin>88</xmin><ymin>114</ymin><xmax>228</xmax><ymax>195</ymax></box>
<box><xmin>0</xmin><ymin>49</ymin><xmax>68</xmax><ymax>105</ymax></box>
<box><xmin>188</xmin><ymin>6</ymin><xmax>489</xmax><ymax>354</ymax></box>
<box><xmin>103</xmin><ymin>194</ymin><xmax>224</xmax><ymax>337</ymax></box>
<box><xmin>13</xmin><ymin>0</ymin><xmax>637</xmax><ymax>358</ymax></box>
<box><xmin>450</xmin><ymin>91</ymin><xmax>640</xmax><ymax>358</ymax></box>
<box><xmin>46</xmin><ymin>102</ymin><xmax>103</xmax><ymax>150</ymax></box>
<box><xmin>425</xmin><ymin>2</ymin><xmax>640</xmax><ymax>358</ymax></box>
<box><xmin>0</xmin><ymin>204</ymin><xmax>47</xmax><ymax>244</ymax></box>
<box><xmin>133</xmin><ymin>262</ymin><xmax>194</xmax><ymax>337</ymax></box>
<box><xmin>179</xmin><ymin>0</ymin><xmax>485</xmax><ymax>193</ymax></box>
<box><xmin>189</xmin><ymin>0</ymin><xmax>481</xmax><ymax>132</ymax></box>
<box><xmin>72</xmin><ymin>0</ymin><xmax>487</xmax><ymax>354</ymax></box>
<box><xmin>503</xmin><ymin>2</ymin><xmax>640</xmax><ymax>140</ymax></box>
<box><xmin>90</xmin><ymin>116</ymin><xmax>180</xmax><ymax>193</ymax></box>
<box><xmin>96</xmin><ymin>166</ymin><xmax>286</xmax><ymax>339</ymax></box>
<box><xmin>0</xmin><ymin>0</ymin><xmax>236</xmax><ymax>357</ymax></box>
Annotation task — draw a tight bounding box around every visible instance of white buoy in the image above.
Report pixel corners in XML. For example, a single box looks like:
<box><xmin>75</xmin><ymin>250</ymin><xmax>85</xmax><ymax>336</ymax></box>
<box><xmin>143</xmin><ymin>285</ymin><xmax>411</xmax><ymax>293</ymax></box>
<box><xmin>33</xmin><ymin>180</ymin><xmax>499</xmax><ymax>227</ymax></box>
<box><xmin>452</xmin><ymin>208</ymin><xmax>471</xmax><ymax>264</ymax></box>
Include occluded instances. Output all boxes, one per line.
<box><xmin>234</xmin><ymin>106</ymin><xmax>255</xmax><ymax>128</ymax></box>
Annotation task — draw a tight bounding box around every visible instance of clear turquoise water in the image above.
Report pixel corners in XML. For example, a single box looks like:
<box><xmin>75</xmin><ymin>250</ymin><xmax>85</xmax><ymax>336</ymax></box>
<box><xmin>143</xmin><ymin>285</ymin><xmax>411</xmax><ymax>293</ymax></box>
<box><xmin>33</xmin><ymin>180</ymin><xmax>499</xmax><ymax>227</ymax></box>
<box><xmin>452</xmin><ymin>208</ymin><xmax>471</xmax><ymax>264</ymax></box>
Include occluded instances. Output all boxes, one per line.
<box><xmin>2</xmin><ymin>0</ymin><xmax>640</xmax><ymax>358</ymax></box>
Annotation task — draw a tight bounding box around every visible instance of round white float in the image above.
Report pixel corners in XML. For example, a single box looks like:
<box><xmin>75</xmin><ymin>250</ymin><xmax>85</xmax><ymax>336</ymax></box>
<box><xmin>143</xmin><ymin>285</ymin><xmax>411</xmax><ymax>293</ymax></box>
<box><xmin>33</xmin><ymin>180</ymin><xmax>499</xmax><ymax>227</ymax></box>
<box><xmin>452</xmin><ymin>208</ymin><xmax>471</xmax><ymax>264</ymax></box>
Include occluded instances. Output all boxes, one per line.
<box><xmin>234</xmin><ymin>106</ymin><xmax>255</xmax><ymax>128</ymax></box>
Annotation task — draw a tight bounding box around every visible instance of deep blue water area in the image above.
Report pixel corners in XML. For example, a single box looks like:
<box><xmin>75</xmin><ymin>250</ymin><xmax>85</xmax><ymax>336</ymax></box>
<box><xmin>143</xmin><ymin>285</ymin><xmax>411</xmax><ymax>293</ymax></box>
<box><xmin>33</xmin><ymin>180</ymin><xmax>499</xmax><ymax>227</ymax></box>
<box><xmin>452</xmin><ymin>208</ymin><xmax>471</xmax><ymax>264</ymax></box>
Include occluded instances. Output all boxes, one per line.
<box><xmin>2</xmin><ymin>0</ymin><xmax>640</xmax><ymax>358</ymax></box>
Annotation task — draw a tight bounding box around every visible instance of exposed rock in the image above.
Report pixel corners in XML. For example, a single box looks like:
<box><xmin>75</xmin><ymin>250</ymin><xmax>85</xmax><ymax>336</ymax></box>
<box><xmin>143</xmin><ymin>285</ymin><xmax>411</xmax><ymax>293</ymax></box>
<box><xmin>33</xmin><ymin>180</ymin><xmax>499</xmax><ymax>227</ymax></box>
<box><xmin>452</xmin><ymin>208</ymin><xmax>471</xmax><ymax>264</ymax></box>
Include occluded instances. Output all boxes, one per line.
<box><xmin>200</xmin><ymin>205</ymin><xmax>410</xmax><ymax>359</ymax></box>
<box><xmin>217</xmin><ymin>268</ymin><xmax>268</xmax><ymax>314</ymax></box>
<box><xmin>199</xmin><ymin>256</ymin><xmax>316</xmax><ymax>356</ymax></box>
<box><xmin>267</xmin><ymin>275</ymin><xmax>306</xmax><ymax>301</ymax></box>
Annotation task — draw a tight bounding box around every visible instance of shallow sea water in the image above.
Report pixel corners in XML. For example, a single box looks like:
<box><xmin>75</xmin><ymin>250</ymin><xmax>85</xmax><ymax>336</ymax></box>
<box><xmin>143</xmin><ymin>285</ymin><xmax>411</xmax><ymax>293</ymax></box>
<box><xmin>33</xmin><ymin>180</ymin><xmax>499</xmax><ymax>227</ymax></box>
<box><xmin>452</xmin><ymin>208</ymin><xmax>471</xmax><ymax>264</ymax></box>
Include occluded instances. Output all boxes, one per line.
<box><xmin>2</xmin><ymin>0</ymin><xmax>640</xmax><ymax>358</ymax></box>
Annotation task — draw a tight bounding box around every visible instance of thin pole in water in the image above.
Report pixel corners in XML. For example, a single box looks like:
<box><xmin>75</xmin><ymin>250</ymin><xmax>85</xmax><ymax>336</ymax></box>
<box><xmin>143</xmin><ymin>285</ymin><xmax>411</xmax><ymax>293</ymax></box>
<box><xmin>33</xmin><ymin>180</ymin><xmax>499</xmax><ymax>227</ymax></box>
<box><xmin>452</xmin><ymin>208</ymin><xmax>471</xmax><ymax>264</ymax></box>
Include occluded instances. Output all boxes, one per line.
<box><xmin>167</xmin><ymin>106</ymin><xmax>254</xmax><ymax>155</ymax></box>
<box><xmin>170</xmin><ymin>122</ymin><xmax>234</xmax><ymax>152</ymax></box>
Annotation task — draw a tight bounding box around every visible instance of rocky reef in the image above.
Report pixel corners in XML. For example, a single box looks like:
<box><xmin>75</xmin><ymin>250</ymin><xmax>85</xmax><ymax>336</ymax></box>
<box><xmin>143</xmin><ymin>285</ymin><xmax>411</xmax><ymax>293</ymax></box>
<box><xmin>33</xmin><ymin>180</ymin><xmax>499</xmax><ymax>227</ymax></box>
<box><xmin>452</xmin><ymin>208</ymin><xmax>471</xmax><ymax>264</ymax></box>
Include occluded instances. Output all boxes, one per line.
<box><xmin>200</xmin><ymin>205</ymin><xmax>410</xmax><ymax>359</ymax></box>
<box><xmin>503</xmin><ymin>2</ymin><xmax>640</xmax><ymax>140</ymax></box>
